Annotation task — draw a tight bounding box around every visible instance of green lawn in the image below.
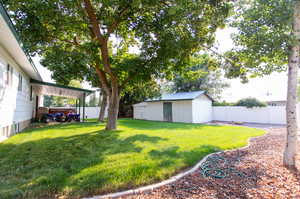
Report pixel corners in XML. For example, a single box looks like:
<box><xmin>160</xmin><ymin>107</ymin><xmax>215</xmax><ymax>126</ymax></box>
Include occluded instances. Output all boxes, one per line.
<box><xmin>0</xmin><ymin>119</ymin><xmax>264</xmax><ymax>199</ymax></box>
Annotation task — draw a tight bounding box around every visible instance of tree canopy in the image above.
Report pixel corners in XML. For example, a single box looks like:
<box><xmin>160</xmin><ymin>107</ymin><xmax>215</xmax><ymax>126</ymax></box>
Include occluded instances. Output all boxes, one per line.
<box><xmin>224</xmin><ymin>0</ymin><xmax>292</xmax><ymax>81</ymax></box>
<box><xmin>170</xmin><ymin>54</ymin><xmax>229</xmax><ymax>100</ymax></box>
<box><xmin>225</xmin><ymin>0</ymin><xmax>299</xmax><ymax>169</ymax></box>
<box><xmin>3</xmin><ymin>0</ymin><xmax>233</xmax><ymax>129</ymax></box>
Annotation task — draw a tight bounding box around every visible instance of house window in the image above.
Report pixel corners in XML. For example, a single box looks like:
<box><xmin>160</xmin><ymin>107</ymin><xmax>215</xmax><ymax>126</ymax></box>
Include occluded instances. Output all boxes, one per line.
<box><xmin>0</xmin><ymin>63</ymin><xmax>3</xmax><ymax>88</ymax></box>
<box><xmin>11</xmin><ymin>66</ymin><xmax>13</xmax><ymax>86</ymax></box>
<box><xmin>1</xmin><ymin>126</ymin><xmax>10</xmax><ymax>137</ymax></box>
<box><xmin>18</xmin><ymin>73</ymin><xmax>22</xmax><ymax>91</ymax></box>
<box><xmin>14</xmin><ymin>123</ymin><xmax>20</xmax><ymax>134</ymax></box>
<box><xmin>30</xmin><ymin>86</ymin><xmax>33</xmax><ymax>101</ymax></box>
<box><xmin>5</xmin><ymin>64</ymin><xmax>10</xmax><ymax>85</ymax></box>
<box><xmin>6</xmin><ymin>64</ymin><xmax>13</xmax><ymax>86</ymax></box>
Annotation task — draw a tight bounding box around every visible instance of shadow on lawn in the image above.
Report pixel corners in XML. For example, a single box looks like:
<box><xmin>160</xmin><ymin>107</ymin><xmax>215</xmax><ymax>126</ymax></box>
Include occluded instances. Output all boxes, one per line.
<box><xmin>0</xmin><ymin>129</ymin><xmax>168</xmax><ymax>199</ymax></box>
<box><xmin>0</xmin><ymin>120</ymin><xmax>234</xmax><ymax>199</ymax></box>
<box><xmin>118</xmin><ymin>119</ymin><xmax>222</xmax><ymax>130</ymax></box>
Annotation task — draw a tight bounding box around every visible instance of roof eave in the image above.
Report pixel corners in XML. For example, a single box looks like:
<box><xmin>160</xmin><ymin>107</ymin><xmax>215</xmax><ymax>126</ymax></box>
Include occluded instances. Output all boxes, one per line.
<box><xmin>30</xmin><ymin>79</ymin><xmax>94</xmax><ymax>94</ymax></box>
<box><xmin>0</xmin><ymin>3</ymin><xmax>42</xmax><ymax>80</ymax></box>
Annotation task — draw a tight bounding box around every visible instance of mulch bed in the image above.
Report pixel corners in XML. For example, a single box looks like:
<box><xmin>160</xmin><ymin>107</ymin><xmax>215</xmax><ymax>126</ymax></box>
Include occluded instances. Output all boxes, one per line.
<box><xmin>120</xmin><ymin>128</ymin><xmax>300</xmax><ymax>199</ymax></box>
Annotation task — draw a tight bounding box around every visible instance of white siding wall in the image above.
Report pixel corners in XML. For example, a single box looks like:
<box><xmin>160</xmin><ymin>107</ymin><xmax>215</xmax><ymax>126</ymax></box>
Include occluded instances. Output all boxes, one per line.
<box><xmin>172</xmin><ymin>100</ymin><xmax>193</xmax><ymax>123</ymax></box>
<box><xmin>192</xmin><ymin>95</ymin><xmax>212</xmax><ymax>123</ymax></box>
<box><xmin>0</xmin><ymin>46</ymin><xmax>35</xmax><ymax>130</ymax></box>
<box><xmin>144</xmin><ymin>102</ymin><xmax>164</xmax><ymax>121</ymax></box>
<box><xmin>133</xmin><ymin>104</ymin><xmax>147</xmax><ymax>120</ymax></box>
<box><xmin>212</xmin><ymin>106</ymin><xmax>287</xmax><ymax>124</ymax></box>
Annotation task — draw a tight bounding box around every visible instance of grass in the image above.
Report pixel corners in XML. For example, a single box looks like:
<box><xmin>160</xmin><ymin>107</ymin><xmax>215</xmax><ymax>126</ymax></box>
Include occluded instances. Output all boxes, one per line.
<box><xmin>0</xmin><ymin>119</ymin><xmax>264</xmax><ymax>198</ymax></box>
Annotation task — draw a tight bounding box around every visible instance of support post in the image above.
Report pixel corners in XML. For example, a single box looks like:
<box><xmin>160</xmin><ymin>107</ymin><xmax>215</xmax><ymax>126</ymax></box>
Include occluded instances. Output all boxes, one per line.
<box><xmin>75</xmin><ymin>99</ymin><xmax>78</xmax><ymax>114</ymax></box>
<box><xmin>83</xmin><ymin>93</ymin><xmax>86</xmax><ymax>122</ymax></box>
<box><xmin>79</xmin><ymin>98</ymin><xmax>81</xmax><ymax>121</ymax></box>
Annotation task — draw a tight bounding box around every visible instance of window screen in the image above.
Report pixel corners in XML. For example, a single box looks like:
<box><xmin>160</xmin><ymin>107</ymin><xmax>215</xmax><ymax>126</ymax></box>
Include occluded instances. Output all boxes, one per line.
<box><xmin>18</xmin><ymin>73</ymin><xmax>22</xmax><ymax>91</ymax></box>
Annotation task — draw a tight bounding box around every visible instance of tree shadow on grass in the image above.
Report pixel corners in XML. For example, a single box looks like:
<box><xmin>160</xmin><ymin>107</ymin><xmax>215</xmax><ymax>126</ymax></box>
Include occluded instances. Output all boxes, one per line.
<box><xmin>149</xmin><ymin>145</ymin><xmax>222</xmax><ymax>168</ymax></box>
<box><xmin>118</xmin><ymin>119</ymin><xmax>222</xmax><ymax>131</ymax></box>
<box><xmin>0</xmin><ymin>129</ymin><xmax>167</xmax><ymax>199</ymax></box>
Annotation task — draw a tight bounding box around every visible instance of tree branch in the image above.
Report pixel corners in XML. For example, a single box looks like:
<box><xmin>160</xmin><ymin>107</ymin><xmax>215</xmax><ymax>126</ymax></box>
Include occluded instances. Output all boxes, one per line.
<box><xmin>94</xmin><ymin>63</ymin><xmax>111</xmax><ymax>96</ymax></box>
<box><xmin>47</xmin><ymin>34</ymin><xmax>80</xmax><ymax>46</ymax></box>
<box><xmin>107</xmin><ymin>6</ymin><xmax>130</xmax><ymax>35</ymax></box>
<box><xmin>83</xmin><ymin>0</ymin><xmax>105</xmax><ymax>43</ymax></box>
<box><xmin>200</xmin><ymin>44</ymin><xmax>237</xmax><ymax>65</ymax></box>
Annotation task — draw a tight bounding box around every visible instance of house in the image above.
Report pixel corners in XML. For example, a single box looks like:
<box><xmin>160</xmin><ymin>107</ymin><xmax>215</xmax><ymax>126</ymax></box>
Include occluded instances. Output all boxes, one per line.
<box><xmin>133</xmin><ymin>91</ymin><xmax>213</xmax><ymax>123</ymax></box>
<box><xmin>0</xmin><ymin>4</ymin><xmax>43</xmax><ymax>138</ymax></box>
<box><xmin>0</xmin><ymin>4</ymin><xmax>92</xmax><ymax>139</ymax></box>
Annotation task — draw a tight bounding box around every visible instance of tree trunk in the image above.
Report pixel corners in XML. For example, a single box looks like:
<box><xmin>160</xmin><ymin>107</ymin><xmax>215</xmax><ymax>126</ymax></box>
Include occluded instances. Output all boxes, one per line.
<box><xmin>98</xmin><ymin>91</ymin><xmax>107</xmax><ymax>122</ymax></box>
<box><xmin>83</xmin><ymin>0</ymin><xmax>120</xmax><ymax>130</ymax></box>
<box><xmin>283</xmin><ymin>0</ymin><xmax>300</xmax><ymax>170</ymax></box>
<box><xmin>106</xmin><ymin>84</ymin><xmax>120</xmax><ymax>130</ymax></box>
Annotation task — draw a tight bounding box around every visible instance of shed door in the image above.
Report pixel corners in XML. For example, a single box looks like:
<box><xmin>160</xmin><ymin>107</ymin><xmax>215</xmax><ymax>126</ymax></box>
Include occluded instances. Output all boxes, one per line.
<box><xmin>163</xmin><ymin>102</ymin><xmax>173</xmax><ymax>122</ymax></box>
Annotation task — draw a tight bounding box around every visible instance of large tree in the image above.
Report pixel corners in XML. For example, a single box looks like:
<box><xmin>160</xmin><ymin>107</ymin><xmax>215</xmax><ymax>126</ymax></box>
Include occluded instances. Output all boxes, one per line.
<box><xmin>225</xmin><ymin>0</ymin><xmax>299</xmax><ymax>169</ymax></box>
<box><xmin>40</xmin><ymin>45</ymin><xmax>109</xmax><ymax>121</ymax></box>
<box><xmin>170</xmin><ymin>54</ymin><xmax>229</xmax><ymax>100</ymax></box>
<box><xmin>3</xmin><ymin>0</ymin><xmax>232</xmax><ymax>130</ymax></box>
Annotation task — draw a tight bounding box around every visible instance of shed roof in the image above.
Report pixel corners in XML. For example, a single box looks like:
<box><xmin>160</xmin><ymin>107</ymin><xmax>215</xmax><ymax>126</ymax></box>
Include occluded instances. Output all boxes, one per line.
<box><xmin>146</xmin><ymin>91</ymin><xmax>213</xmax><ymax>102</ymax></box>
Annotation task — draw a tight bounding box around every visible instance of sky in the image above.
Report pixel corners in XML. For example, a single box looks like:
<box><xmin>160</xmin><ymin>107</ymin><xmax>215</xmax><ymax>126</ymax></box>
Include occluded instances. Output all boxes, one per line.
<box><xmin>33</xmin><ymin>28</ymin><xmax>288</xmax><ymax>103</ymax></box>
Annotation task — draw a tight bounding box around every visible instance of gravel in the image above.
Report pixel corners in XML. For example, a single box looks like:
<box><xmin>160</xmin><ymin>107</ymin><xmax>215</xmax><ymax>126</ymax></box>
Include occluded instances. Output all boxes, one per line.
<box><xmin>120</xmin><ymin>128</ymin><xmax>300</xmax><ymax>199</ymax></box>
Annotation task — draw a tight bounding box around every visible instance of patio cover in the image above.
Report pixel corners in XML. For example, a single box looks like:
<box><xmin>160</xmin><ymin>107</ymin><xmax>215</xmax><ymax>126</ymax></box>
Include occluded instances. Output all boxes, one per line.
<box><xmin>30</xmin><ymin>79</ymin><xmax>94</xmax><ymax>98</ymax></box>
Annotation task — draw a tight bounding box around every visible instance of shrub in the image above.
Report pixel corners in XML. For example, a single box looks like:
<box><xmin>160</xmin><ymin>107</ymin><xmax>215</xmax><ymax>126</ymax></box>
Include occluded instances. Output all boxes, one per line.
<box><xmin>213</xmin><ymin>101</ymin><xmax>234</xmax><ymax>106</ymax></box>
<box><xmin>235</xmin><ymin>98</ymin><xmax>267</xmax><ymax>108</ymax></box>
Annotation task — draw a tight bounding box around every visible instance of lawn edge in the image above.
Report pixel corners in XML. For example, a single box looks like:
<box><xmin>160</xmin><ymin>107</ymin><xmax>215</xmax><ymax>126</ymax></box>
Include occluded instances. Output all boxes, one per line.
<box><xmin>83</xmin><ymin>127</ymin><xmax>268</xmax><ymax>199</ymax></box>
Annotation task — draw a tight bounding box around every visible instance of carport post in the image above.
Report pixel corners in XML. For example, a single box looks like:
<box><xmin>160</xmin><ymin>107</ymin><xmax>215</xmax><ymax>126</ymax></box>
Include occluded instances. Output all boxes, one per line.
<box><xmin>78</xmin><ymin>98</ymin><xmax>81</xmax><ymax>121</ymax></box>
<box><xmin>83</xmin><ymin>93</ymin><xmax>86</xmax><ymax>122</ymax></box>
<box><xmin>75</xmin><ymin>99</ymin><xmax>78</xmax><ymax>114</ymax></box>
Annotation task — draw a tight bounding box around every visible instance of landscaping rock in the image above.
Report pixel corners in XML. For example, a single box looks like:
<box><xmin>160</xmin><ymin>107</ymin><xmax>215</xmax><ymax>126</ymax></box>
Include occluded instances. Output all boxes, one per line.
<box><xmin>120</xmin><ymin>128</ymin><xmax>300</xmax><ymax>199</ymax></box>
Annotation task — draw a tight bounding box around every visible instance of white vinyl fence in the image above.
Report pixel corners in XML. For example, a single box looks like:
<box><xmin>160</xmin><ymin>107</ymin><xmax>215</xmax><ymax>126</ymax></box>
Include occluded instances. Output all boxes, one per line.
<box><xmin>81</xmin><ymin>107</ymin><xmax>108</xmax><ymax>119</ymax></box>
<box><xmin>212</xmin><ymin>106</ymin><xmax>292</xmax><ymax>125</ymax></box>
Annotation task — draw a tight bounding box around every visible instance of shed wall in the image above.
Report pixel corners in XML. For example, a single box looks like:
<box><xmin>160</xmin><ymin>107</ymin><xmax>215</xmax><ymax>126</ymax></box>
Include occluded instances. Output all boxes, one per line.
<box><xmin>144</xmin><ymin>102</ymin><xmax>164</xmax><ymax>121</ymax></box>
<box><xmin>172</xmin><ymin>100</ymin><xmax>193</xmax><ymax>123</ymax></box>
<box><xmin>192</xmin><ymin>95</ymin><xmax>212</xmax><ymax>123</ymax></box>
<box><xmin>133</xmin><ymin>105</ymin><xmax>146</xmax><ymax>120</ymax></box>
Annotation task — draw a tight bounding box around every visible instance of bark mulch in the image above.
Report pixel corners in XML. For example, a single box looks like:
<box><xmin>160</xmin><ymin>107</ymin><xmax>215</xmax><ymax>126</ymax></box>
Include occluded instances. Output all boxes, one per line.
<box><xmin>120</xmin><ymin>128</ymin><xmax>300</xmax><ymax>199</ymax></box>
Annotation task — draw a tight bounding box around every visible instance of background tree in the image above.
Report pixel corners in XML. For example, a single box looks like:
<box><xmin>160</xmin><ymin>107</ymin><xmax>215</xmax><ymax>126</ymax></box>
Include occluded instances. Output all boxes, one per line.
<box><xmin>3</xmin><ymin>0</ymin><xmax>232</xmax><ymax>130</ymax></box>
<box><xmin>170</xmin><ymin>54</ymin><xmax>229</xmax><ymax>100</ymax></box>
<box><xmin>235</xmin><ymin>98</ymin><xmax>266</xmax><ymax>108</ymax></box>
<box><xmin>212</xmin><ymin>101</ymin><xmax>234</xmax><ymax>106</ymax></box>
<box><xmin>225</xmin><ymin>0</ymin><xmax>299</xmax><ymax>169</ymax></box>
<box><xmin>119</xmin><ymin>80</ymin><xmax>161</xmax><ymax>117</ymax></box>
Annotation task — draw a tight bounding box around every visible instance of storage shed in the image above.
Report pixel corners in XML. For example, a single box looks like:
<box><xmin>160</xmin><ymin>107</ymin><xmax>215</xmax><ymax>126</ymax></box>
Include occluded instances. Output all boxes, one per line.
<box><xmin>133</xmin><ymin>91</ymin><xmax>213</xmax><ymax>123</ymax></box>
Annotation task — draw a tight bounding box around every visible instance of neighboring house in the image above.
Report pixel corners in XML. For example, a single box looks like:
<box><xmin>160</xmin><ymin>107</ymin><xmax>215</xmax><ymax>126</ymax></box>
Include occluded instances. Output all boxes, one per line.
<box><xmin>266</xmin><ymin>100</ymin><xmax>286</xmax><ymax>106</ymax></box>
<box><xmin>133</xmin><ymin>91</ymin><xmax>213</xmax><ymax>123</ymax></box>
<box><xmin>0</xmin><ymin>5</ymin><xmax>42</xmax><ymax>137</ymax></box>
